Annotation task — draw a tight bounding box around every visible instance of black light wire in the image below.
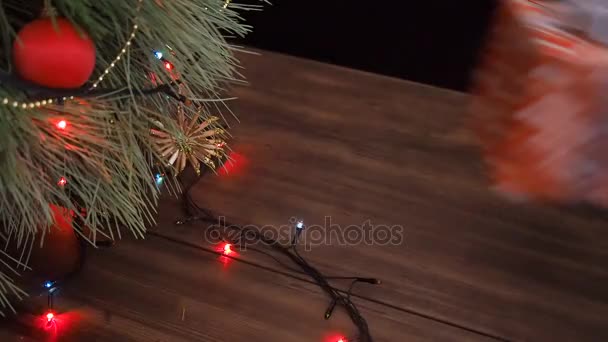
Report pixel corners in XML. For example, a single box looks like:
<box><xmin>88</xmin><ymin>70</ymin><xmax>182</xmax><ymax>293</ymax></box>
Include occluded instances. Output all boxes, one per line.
<box><xmin>174</xmin><ymin>168</ymin><xmax>380</xmax><ymax>342</ymax></box>
<box><xmin>180</xmin><ymin>176</ymin><xmax>379</xmax><ymax>282</ymax></box>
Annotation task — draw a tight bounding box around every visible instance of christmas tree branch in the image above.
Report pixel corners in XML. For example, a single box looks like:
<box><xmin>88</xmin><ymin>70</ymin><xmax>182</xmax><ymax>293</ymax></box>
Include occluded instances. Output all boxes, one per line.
<box><xmin>0</xmin><ymin>0</ymin><xmax>266</xmax><ymax>315</ymax></box>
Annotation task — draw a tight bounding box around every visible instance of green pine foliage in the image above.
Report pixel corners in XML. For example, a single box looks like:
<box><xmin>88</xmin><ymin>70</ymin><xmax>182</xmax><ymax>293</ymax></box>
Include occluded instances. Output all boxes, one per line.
<box><xmin>0</xmin><ymin>0</ymin><xmax>264</xmax><ymax>315</ymax></box>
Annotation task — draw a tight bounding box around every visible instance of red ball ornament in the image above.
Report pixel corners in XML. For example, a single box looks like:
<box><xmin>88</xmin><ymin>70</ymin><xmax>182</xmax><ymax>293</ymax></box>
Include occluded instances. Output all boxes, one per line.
<box><xmin>13</xmin><ymin>18</ymin><xmax>96</xmax><ymax>89</ymax></box>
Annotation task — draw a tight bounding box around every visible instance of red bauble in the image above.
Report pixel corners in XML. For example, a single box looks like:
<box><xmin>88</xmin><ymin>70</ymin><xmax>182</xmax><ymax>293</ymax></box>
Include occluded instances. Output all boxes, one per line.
<box><xmin>13</xmin><ymin>18</ymin><xmax>96</xmax><ymax>89</ymax></box>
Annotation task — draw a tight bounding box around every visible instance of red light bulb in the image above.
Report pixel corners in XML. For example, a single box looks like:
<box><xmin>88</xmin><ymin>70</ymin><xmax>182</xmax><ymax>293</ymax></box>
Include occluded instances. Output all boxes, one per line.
<box><xmin>165</xmin><ymin>62</ymin><xmax>173</xmax><ymax>70</ymax></box>
<box><xmin>57</xmin><ymin>177</ymin><xmax>67</xmax><ymax>186</ymax></box>
<box><xmin>223</xmin><ymin>243</ymin><xmax>232</xmax><ymax>255</ymax></box>
<box><xmin>46</xmin><ymin>312</ymin><xmax>54</xmax><ymax>322</ymax></box>
<box><xmin>56</xmin><ymin>120</ymin><xmax>67</xmax><ymax>130</ymax></box>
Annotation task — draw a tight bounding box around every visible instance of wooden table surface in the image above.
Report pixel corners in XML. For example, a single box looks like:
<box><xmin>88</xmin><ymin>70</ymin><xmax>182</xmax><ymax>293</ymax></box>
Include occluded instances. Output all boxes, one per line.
<box><xmin>3</xmin><ymin>49</ymin><xmax>608</xmax><ymax>341</ymax></box>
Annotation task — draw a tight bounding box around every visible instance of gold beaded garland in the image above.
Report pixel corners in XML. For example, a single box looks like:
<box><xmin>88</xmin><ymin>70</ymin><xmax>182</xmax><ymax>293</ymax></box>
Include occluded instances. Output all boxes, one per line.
<box><xmin>1</xmin><ymin>95</ymin><xmax>60</xmax><ymax>110</ymax></box>
<box><xmin>2</xmin><ymin>0</ymin><xmax>143</xmax><ymax>109</ymax></box>
<box><xmin>91</xmin><ymin>0</ymin><xmax>143</xmax><ymax>89</ymax></box>
<box><xmin>2</xmin><ymin>0</ymin><xmax>232</xmax><ymax>110</ymax></box>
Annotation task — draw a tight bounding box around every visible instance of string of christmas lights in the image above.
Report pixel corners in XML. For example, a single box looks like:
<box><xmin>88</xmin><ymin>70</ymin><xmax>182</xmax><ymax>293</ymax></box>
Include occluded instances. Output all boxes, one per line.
<box><xmin>38</xmin><ymin>215</ymin><xmax>114</xmax><ymax>327</ymax></box>
<box><xmin>31</xmin><ymin>49</ymin><xmax>222</xmax><ymax>195</ymax></box>
<box><xmin>167</xmin><ymin>166</ymin><xmax>380</xmax><ymax>342</ymax></box>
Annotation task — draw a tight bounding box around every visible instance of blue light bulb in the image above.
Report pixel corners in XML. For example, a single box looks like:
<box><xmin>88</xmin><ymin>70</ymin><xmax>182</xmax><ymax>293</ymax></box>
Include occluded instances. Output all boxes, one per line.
<box><xmin>154</xmin><ymin>51</ymin><xmax>163</xmax><ymax>60</ymax></box>
<box><xmin>155</xmin><ymin>173</ymin><xmax>164</xmax><ymax>185</ymax></box>
<box><xmin>296</xmin><ymin>221</ymin><xmax>304</xmax><ymax>229</ymax></box>
<box><xmin>44</xmin><ymin>281</ymin><xmax>53</xmax><ymax>288</ymax></box>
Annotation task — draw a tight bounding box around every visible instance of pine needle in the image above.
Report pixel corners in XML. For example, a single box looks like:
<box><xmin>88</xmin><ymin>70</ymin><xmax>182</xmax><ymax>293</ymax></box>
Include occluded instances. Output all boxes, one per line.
<box><xmin>0</xmin><ymin>0</ymin><xmax>266</xmax><ymax>315</ymax></box>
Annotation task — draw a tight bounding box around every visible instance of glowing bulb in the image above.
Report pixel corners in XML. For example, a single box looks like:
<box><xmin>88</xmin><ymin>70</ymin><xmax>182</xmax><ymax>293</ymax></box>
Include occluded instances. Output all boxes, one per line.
<box><xmin>57</xmin><ymin>177</ymin><xmax>67</xmax><ymax>187</ymax></box>
<box><xmin>44</xmin><ymin>281</ymin><xmax>53</xmax><ymax>289</ymax></box>
<box><xmin>336</xmin><ymin>338</ymin><xmax>347</xmax><ymax>342</ymax></box>
<box><xmin>223</xmin><ymin>243</ymin><xmax>232</xmax><ymax>255</ymax></box>
<box><xmin>155</xmin><ymin>173</ymin><xmax>164</xmax><ymax>186</ymax></box>
<box><xmin>165</xmin><ymin>62</ymin><xmax>173</xmax><ymax>70</ymax></box>
<box><xmin>56</xmin><ymin>120</ymin><xmax>67</xmax><ymax>130</ymax></box>
<box><xmin>296</xmin><ymin>221</ymin><xmax>304</xmax><ymax>229</ymax></box>
<box><xmin>46</xmin><ymin>312</ymin><xmax>54</xmax><ymax>322</ymax></box>
<box><xmin>154</xmin><ymin>51</ymin><xmax>163</xmax><ymax>59</ymax></box>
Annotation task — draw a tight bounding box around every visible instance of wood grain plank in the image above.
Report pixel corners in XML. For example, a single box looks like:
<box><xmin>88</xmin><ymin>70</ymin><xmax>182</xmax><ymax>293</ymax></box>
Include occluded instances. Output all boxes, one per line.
<box><xmin>155</xmin><ymin>49</ymin><xmax>608</xmax><ymax>341</ymax></box>
<box><xmin>2</xmin><ymin>236</ymin><xmax>492</xmax><ymax>342</ymax></box>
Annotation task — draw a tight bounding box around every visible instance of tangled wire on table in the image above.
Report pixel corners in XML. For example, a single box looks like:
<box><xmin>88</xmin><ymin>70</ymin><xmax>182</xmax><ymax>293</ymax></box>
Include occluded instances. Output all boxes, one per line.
<box><xmin>163</xmin><ymin>169</ymin><xmax>381</xmax><ymax>342</ymax></box>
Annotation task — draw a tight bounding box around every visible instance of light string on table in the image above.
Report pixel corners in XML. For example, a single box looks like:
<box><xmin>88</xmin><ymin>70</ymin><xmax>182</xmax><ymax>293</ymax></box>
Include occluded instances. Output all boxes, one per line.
<box><xmin>39</xmin><ymin>216</ymin><xmax>115</xmax><ymax>327</ymax></box>
<box><xmin>167</xmin><ymin>166</ymin><xmax>381</xmax><ymax>342</ymax></box>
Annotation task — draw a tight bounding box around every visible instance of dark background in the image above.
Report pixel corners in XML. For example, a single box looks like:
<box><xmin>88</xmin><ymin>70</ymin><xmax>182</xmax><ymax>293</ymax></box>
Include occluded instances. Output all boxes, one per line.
<box><xmin>237</xmin><ymin>0</ymin><xmax>499</xmax><ymax>92</ymax></box>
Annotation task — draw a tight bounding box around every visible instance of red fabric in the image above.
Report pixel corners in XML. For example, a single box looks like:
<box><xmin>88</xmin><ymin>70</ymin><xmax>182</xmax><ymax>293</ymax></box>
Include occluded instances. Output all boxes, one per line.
<box><xmin>13</xmin><ymin>18</ymin><xmax>96</xmax><ymax>89</ymax></box>
<box><xmin>471</xmin><ymin>1</ymin><xmax>608</xmax><ymax>206</ymax></box>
